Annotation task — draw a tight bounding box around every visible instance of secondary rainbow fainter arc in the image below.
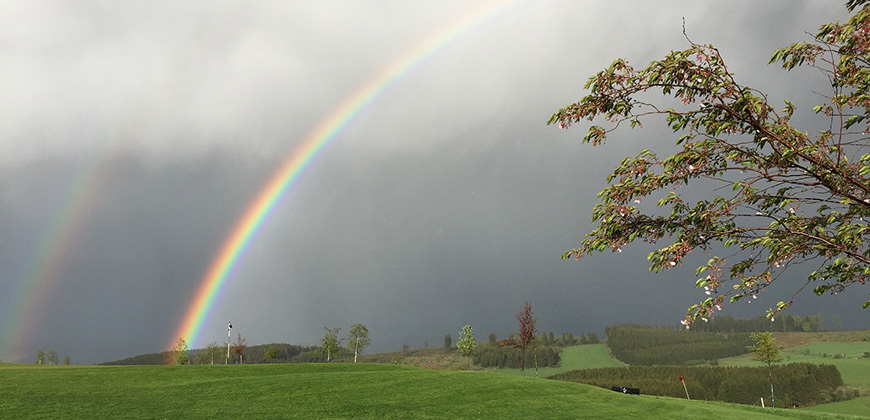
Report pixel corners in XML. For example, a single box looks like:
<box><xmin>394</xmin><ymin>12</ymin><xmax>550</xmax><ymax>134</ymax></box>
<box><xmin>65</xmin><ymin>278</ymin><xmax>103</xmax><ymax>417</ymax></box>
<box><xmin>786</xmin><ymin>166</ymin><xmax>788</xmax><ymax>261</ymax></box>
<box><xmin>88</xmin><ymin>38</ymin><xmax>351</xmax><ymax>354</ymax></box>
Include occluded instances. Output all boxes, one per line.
<box><xmin>171</xmin><ymin>0</ymin><xmax>521</xmax><ymax>350</ymax></box>
<box><xmin>0</xmin><ymin>150</ymin><xmax>121</xmax><ymax>362</ymax></box>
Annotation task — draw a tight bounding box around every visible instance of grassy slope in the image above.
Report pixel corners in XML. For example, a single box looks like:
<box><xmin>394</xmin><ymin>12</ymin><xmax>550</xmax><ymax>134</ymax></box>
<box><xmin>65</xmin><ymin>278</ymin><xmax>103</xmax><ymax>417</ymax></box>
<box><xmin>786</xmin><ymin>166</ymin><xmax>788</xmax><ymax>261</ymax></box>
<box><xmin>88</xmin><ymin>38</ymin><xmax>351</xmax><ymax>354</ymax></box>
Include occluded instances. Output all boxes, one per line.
<box><xmin>771</xmin><ymin>331</ymin><xmax>870</xmax><ymax>348</ymax></box>
<box><xmin>803</xmin><ymin>397</ymin><xmax>870</xmax><ymax>417</ymax></box>
<box><xmin>0</xmin><ymin>363</ymin><xmax>864</xmax><ymax>420</ymax></box>
<box><xmin>366</xmin><ymin>347</ymin><xmax>470</xmax><ymax>370</ymax></box>
<box><xmin>719</xmin><ymin>342</ymin><xmax>870</xmax><ymax>390</ymax></box>
<box><xmin>787</xmin><ymin>343</ymin><xmax>870</xmax><ymax>391</ymax></box>
<box><xmin>495</xmin><ymin>344</ymin><xmax>626</xmax><ymax>377</ymax></box>
<box><xmin>719</xmin><ymin>339</ymin><xmax>870</xmax><ymax>416</ymax></box>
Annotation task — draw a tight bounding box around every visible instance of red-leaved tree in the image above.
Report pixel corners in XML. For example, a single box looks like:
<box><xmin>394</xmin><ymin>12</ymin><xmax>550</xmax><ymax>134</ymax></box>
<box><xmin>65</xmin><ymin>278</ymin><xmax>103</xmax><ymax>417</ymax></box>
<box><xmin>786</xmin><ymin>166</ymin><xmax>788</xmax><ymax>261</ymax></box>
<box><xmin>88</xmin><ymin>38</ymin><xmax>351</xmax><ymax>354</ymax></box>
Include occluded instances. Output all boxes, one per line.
<box><xmin>499</xmin><ymin>302</ymin><xmax>537</xmax><ymax>376</ymax></box>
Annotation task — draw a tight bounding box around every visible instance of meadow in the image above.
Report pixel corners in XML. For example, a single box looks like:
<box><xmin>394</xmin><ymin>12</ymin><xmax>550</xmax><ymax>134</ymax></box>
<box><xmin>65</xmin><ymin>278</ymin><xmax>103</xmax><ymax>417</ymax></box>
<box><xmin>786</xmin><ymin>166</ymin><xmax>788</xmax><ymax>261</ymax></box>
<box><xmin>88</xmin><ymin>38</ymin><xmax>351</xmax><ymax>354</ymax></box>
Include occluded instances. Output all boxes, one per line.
<box><xmin>719</xmin><ymin>342</ymin><xmax>870</xmax><ymax>391</ymax></box>
<box><xmin>493</xmin><ymin>334</ymin><xmax>869</xmax><ymax>416</ymax></box>
<box><xmin>803</xmin><ymin>397</ymin><xmax>870</xmax><ymax>417</ymax></box>
<box><xmin>1</xmin><ymin>362</ymin><xmax>866</xmax><ymax>419</ymax></box>
<box><xmin>700</xmin><ymin>339</ymin><xmax>870</xmax><ymax>416</ymax></box>
<box><xmin>494</xmin><ymin>343</ymin><xmax>625</xmax><ymax>377</ymax></box>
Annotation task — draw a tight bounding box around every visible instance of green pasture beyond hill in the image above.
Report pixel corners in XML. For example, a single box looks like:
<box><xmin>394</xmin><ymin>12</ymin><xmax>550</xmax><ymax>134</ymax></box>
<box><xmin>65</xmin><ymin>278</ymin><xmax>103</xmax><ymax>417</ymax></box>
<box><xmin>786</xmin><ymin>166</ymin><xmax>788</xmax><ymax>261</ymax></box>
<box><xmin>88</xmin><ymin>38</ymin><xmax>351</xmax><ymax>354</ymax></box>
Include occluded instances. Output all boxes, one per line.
<box><xmin>719</xmin><ymin>342</ymin><xmax>870</xmax><ymax>391</ymax></box>
<box><xmin>712</xmin><ymin>340</ymin><xmax>870</xmax><ymax>417</ymax></box>
<box><xmin>495</xmin><ymin>343</ymin><xmax>626</xmax><ymax>376</ymax></box>
<box><xmin>2</xmin><ymin>363</ymin><xmax>866</xmax><ymax>419</ymax></box>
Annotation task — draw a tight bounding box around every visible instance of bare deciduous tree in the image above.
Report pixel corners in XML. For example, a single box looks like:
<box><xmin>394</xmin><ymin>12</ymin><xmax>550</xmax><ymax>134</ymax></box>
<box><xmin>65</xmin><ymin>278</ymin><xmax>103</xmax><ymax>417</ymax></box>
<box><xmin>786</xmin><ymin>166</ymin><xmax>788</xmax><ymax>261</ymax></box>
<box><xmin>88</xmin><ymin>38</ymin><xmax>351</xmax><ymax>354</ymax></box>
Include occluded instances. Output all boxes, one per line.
<box><xmin>499</xmin><ymin>302</ymin><xmax>537</xmax><ymax>376</ymax></box>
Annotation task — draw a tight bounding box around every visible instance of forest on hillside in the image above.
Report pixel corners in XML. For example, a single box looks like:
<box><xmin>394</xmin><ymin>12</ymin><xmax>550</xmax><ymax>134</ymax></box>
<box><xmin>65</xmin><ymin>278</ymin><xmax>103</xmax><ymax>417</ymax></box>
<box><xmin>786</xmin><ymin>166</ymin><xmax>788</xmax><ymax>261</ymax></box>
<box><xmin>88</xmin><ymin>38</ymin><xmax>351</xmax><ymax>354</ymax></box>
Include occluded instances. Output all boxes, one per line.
<box><xmin>605</xmin><ymin>324</ymin><xmax>753</xmax><ymax>365</ymax></box>
<box><xmin>689</xmin><ymin>314</ymin><xmax>830</xmax><ymax>334</ymax></box>
<box><xmin>101</xmin><ymin>343</ymin><xmax>322</xmax><ymax>365</ymax></box>
<box><xmin>605</xmin><ymin>314</ymin><xmax>839</xmax><ymax>366</ymax></box>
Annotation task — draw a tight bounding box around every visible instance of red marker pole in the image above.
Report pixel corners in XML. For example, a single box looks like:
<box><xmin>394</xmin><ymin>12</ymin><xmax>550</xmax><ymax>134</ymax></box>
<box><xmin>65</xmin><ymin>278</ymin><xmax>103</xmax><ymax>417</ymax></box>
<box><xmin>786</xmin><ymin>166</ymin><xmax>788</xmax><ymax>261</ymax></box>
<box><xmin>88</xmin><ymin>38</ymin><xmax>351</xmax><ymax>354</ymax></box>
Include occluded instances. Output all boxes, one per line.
<box><xmin>679</xmin><ymin>376</ymin><xmax>690</xmax><ymax>400</ymax></box>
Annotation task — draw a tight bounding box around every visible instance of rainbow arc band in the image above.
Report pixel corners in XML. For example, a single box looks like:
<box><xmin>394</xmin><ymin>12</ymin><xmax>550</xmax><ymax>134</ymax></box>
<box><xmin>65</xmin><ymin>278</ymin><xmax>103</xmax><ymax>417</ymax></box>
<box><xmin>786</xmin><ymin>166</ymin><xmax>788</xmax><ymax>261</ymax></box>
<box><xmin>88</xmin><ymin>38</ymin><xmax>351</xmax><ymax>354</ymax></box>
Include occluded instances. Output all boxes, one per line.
<box><xmin>170</xmin><ymin>0</ymin><xmax>521</xmax><ymax>350</ymax></box>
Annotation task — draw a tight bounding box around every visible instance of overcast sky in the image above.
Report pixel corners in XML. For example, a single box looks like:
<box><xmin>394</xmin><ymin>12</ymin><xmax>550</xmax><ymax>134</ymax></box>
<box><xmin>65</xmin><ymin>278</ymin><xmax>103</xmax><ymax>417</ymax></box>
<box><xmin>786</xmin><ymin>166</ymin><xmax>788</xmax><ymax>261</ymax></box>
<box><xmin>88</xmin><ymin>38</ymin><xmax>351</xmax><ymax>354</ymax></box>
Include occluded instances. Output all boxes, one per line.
<box><xmin>1</xmin><ymin>1</ymin><xmax>866</xmax><ymax>364</ymax></box>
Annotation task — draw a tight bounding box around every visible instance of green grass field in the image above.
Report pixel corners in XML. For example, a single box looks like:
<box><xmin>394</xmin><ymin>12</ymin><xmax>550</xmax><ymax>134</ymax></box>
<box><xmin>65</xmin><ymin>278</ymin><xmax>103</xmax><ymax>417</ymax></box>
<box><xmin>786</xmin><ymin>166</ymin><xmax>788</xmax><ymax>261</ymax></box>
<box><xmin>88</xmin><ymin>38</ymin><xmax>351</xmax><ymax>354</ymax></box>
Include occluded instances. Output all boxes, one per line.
<box><xmin>786</xmin><ymin>343</ymin><xmax>870</xmax><ymax>391</ymax></box>
<box><xmin>719</xmin><ymin>342</ymin><xmax>870</xmax><ymax>391</ymax></box>
<box><xmin>495</xmin><ymin>344</ymin><xmax>626</xmax><ymax>377</ymax></box>
<box><xmin>802</xmin><ymin>397</ymin><xmax>870</xmax><ymax>417</ymax></box>
<box><xmin>718</xmin><ymin>341</ymin><xmax>870</xmax><ymax>417</ymax></box>
<box><xmin>1</xmin><ymin>362</ymin><xmax>865</xmax><ymax>419</ymax></box>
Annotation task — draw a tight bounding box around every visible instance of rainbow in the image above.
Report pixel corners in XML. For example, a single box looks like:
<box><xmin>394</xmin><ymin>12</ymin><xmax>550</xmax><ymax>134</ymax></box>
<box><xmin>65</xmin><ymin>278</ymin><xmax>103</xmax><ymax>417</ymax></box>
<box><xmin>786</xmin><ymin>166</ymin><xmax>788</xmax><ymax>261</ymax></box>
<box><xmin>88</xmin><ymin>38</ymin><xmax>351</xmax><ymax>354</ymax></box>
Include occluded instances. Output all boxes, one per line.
<box><xmin>172</xmin><ymin>0</ymin><xmax>520</xmax><ymax>349</ymax></box>
<box><xmin>0</xmin><ymin>151</ymin><xmax>121</xmax><ymax>362</ymax></box>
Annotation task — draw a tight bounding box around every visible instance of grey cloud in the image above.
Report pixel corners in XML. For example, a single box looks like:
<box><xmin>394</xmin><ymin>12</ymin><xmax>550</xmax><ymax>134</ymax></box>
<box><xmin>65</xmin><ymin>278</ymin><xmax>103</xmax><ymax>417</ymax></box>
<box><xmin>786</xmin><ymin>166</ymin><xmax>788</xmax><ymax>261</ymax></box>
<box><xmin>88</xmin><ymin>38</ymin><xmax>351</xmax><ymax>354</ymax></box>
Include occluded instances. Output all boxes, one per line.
<box><xmin>0</xmin><ymin>1</ymin><xmax>864</xmax><ymax>363</ymax></box>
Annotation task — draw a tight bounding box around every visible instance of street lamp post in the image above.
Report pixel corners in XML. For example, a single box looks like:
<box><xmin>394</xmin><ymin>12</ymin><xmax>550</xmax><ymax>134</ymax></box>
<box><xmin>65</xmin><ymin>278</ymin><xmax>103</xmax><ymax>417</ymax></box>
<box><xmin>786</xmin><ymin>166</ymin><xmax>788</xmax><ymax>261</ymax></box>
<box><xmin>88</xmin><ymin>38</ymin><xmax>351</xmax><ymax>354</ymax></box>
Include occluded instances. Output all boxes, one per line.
<box><xmin>227</xmin><ymin>322</ymin><xmax>232</xmax><ymax>364</ymax></box>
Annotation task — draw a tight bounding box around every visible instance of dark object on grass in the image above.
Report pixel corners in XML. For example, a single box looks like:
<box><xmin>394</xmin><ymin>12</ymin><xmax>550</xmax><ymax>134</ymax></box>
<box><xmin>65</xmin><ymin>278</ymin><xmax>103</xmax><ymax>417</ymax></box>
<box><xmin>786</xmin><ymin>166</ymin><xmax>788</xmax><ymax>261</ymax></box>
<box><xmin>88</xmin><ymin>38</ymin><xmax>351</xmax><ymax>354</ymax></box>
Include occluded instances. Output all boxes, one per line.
<box><xmin>611</xmin><ymin>386</ymin><xmax>640</xmax><ymax>395</ymax></box>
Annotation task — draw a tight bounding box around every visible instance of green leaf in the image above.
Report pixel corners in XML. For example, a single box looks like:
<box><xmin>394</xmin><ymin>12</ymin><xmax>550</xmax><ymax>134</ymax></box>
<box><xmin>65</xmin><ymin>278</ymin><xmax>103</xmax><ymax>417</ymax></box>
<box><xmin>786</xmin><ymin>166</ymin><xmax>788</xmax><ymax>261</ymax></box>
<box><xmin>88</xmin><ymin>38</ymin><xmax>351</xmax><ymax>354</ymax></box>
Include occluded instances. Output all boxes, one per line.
<box><xmin>844</xmin><ymin>114</ymin><xmax>865</xmax><ymax>129</ymax></box>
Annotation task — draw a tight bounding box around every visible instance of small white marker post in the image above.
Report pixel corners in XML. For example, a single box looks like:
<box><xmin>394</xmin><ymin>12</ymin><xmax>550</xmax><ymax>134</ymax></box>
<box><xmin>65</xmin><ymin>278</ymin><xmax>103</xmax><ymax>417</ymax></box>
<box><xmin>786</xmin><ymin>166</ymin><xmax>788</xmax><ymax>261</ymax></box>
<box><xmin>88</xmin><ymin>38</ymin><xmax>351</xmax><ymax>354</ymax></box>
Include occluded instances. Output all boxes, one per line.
<box><xmin>227</xmin><ymin>322</ymin><xmax>232</xmax><ymax>364</ymax></box>
<box><xmin>761</xmin><ymin>397</ymin><xmax>765</xmax><ymax>408</ymax></box>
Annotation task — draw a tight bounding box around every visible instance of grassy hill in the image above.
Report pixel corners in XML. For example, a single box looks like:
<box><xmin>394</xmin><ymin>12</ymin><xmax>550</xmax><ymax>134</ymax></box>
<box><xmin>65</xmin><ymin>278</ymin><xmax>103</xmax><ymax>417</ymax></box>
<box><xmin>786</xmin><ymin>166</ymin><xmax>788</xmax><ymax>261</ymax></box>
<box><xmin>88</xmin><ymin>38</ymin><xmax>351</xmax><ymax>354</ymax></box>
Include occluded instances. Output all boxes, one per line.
<box><xmin>715</xmin><ymin>334</ymin><xmax>870</xmax><ymax>417</ymax></box>
<box><xmin>719</xmin><ymin>340</ymin><xmax>870</xmax><ymax>391</ymax></box>
<box><xmin>1</xmin><ymin>362</ymin><xmax>866</xmax><ymax>419</ymax></box>
<box><xmin>363</xmin><ymin>347</ymin><xmax>471</xmax><ymax>369</ymax></box>
<box><xmin>803</xmin><ymin>397</ymin><xmax>870</xmax><ymax>417</ymax></box>
<box><xmin>770</xmin><ymin>331</ymin><xmax>870</xmax><ymax>348</ymax></box>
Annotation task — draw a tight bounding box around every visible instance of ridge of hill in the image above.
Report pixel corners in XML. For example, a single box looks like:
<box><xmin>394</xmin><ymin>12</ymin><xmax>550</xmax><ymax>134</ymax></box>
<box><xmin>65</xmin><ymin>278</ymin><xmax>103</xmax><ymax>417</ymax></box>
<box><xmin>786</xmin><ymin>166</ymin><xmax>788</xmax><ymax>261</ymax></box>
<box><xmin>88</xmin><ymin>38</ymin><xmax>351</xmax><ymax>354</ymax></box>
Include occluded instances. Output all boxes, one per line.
<box><xmin>771</xmin><ymin>331</ymin><xmax>870</xmax><ymax>348</ymax></box>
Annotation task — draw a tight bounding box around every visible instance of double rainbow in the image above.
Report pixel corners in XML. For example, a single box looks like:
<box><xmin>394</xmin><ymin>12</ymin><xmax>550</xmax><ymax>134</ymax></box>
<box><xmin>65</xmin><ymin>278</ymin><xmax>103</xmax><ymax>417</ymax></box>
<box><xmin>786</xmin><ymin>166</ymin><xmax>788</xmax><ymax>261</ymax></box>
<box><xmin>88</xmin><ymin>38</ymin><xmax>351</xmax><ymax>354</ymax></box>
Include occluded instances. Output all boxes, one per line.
<box><xmin>171</xmin><ymin>0</ymin><xmax>520</xmax><ymax>349</ymax></box>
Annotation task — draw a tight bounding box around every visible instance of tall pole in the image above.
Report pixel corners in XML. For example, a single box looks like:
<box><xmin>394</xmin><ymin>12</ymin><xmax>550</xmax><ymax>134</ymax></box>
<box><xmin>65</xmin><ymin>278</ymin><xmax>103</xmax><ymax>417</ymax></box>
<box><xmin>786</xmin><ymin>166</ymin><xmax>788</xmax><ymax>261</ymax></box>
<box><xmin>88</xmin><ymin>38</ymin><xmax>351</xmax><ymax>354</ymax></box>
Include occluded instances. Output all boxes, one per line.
<box><xmin>771</xmin><ymin>383</ymin><xmax>775</xmax><ymax>409</ymax></box>
<box><xmin>227</xmin><ymin>322</ymin><xmax>232</xmax><ymax>365</ymax></box>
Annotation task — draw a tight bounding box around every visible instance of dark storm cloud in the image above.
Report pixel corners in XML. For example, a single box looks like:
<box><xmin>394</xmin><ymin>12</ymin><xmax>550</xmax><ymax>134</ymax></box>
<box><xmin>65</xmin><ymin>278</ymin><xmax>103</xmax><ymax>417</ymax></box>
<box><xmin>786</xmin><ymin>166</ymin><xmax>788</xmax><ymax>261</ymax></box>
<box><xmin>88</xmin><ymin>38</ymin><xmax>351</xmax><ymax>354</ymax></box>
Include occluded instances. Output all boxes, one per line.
<box><xmin>0</xmin><ymin>153</ymin><xmax>269</xmax><ymax>361</ymax></box>
<box><xmin>0</xmin><ymin>1</ymin><xmax>864</xmax><ymax>363</ymax></box>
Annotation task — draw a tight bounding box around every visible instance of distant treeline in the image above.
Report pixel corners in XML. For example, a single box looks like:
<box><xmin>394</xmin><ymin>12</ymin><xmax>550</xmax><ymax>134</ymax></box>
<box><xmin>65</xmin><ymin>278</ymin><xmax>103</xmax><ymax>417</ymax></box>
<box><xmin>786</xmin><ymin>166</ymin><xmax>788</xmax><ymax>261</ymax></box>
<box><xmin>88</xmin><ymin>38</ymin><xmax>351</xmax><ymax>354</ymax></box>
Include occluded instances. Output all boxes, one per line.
<box><xmin>549</xmin><ymin>364</ymin><xmax>846</xmax><ymax>407</ymax></box>
<box><xmin>606</xmin><ymin>324</ymin><xmax>752</xmax><ymax>365</ymax></box>
<box><xmin>235</xmin><ymin>343</ymin><xmax>325</xmax><ymax>364</ymax></box>
<box><xmin>474</xmin><ymin>344</ymin><xmax>560</xmax><ymax>369</ymax></box>
<box><xmin>688</xmin><ymin>314</ymin><xmax>828</xmax><ymax>333</ymax></box>
<box><xmin>470</xmin><ymin>331</ymin><xmax>598</xmax><ymax>369</ymax></box>
<box><xmin>541</xmin><ymin>331</ymin><xmax>599</xmax><ymax>347</ymax></box>
<box><xmin>101</xmin><ymin>351</ymin><xmax>171</xmax><ymax>365</ymax></box>
<box><xmin>101</xmin><ymin>343</ymin><xmax>322</xmax><ymax>365</ymax></box>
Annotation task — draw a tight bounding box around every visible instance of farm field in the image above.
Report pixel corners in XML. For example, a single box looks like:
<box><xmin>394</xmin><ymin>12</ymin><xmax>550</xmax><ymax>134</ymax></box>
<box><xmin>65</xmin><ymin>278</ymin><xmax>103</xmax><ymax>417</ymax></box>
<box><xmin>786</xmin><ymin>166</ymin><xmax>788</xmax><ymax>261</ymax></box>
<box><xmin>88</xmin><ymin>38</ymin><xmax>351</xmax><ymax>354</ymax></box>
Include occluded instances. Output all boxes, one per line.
<box><xmin>787</xmin><ymin>343</ymin><xmax>870</xmax><ymax>391</ymax></box>
<box><xmin>494</xmin><ymin>343</ymin><xmax>625</xmax><ymax>377</ymax></box>
<box><xmin>717</xmin><ymin>339</ymin><xmax>870</xmax><ymax>416</ymax></box>
<box><xmin>719</xmin><ymin>342</ymin><xmax>870</xmax><ymax>391</ymax></box>
<box><xmin>1</xmin><ymin>362</ymin><xmax>864</xmax><ymax>419</ymax></box>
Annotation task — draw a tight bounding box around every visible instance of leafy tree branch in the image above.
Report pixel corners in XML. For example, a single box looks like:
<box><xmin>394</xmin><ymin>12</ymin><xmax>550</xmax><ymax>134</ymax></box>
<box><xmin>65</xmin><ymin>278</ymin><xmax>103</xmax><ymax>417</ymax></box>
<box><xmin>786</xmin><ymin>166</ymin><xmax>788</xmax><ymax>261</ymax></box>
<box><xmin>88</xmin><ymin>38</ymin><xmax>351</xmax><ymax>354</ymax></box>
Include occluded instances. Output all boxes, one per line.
<box><xmin>551</xmin><ymin>1</ymin><xmax>870</xmax><ymax>325</ymax></box>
